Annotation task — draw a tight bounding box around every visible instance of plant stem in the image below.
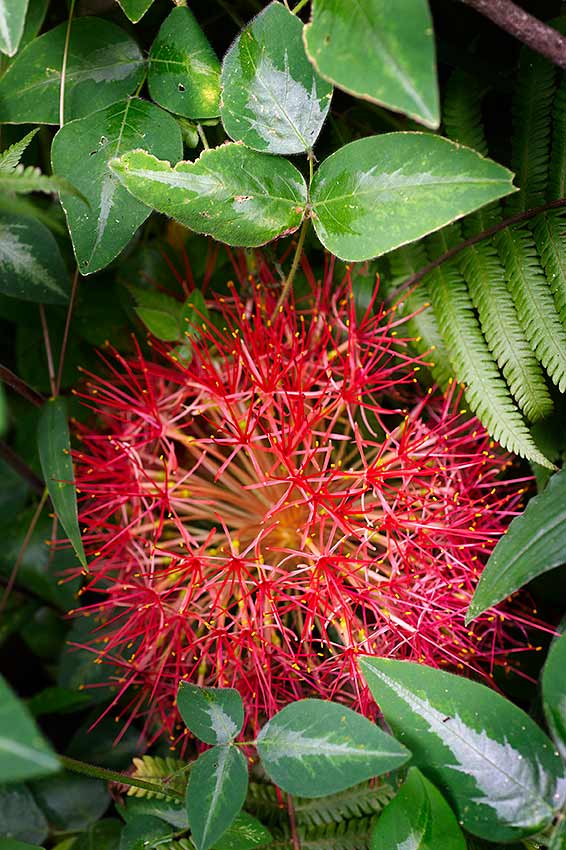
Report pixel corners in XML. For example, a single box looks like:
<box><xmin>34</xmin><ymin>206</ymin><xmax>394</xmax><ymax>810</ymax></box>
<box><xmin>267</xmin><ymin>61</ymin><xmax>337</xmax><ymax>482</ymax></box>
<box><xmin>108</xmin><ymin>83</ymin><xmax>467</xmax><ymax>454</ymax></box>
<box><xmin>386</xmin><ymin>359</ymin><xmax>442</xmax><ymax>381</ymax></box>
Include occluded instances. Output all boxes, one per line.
<box><xmin>58</xmin><ymin>755</ymin><xmax>186</xmax><ymax>801</ymax></box>
<box><xmin>196</xmin><ymin>124</ymin><xmax>210</xmax><ymax>151</ymax></box>
<box><xmin>386</xmin><ymin>197</ymin><xmax>566</xmax><ymax>304</ymax></box>
<box><xmin>0</xmin><ymin>440</ymin><xmax>44</xmax><ymax>493</ymax></box>
<box><xmin>59</xmin><ymin>0</ymin><xmax>77</xmax><ymax>127</ymax></box>
<box><xmin>39</xmin><ymin>305</ymin><xmax>57</xmax><ymax>398</ymax></box>
<box><xmin>0</xmin><ymin>488</ymin><xmax>48</xmax><ymax>615</ymax></box>
<box><xmin>459</xmin><ymin>0</ymin><xmax>566</xmax><ymax>69</ymax></box>
<box><xmin>292</xmin><ymin>0</ymin><xmax>310</xmax><ymax>14</ymax></box>
<box><xmin>56</xmin><ymin>265</ymin><xmax>80</xmax><ymax>396</ymax></box>
<box><xmin>0</xmin><ymin>364</ymin><xmax>44</xmax><ymax>407</ymax></box>
<box><xmin>271</xmin><ymin>216</ymin><xmax>310</xmax><ymax>320</ymax></box>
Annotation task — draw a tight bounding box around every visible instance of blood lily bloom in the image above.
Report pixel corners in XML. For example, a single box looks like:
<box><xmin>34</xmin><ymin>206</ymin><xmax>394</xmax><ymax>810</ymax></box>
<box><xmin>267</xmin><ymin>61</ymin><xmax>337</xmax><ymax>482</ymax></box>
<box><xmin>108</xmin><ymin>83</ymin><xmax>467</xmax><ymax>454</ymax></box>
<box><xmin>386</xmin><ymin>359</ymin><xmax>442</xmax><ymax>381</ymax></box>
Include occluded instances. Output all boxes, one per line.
<box><xmin>72</xmin><ymin>261</ymin><xmax>532</xmax><ymax>742</ymax></box>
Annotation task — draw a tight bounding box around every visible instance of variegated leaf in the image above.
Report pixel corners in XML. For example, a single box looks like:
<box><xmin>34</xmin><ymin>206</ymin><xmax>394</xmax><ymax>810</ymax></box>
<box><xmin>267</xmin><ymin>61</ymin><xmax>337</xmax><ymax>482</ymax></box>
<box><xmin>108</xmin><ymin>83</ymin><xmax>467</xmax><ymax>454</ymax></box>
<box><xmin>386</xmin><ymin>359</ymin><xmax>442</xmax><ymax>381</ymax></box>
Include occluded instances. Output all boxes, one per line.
<box><xmin>177</xmin><ymin>683</ymin><xmax>244</xmax><ymax>745</ymax></box>
<box><xmin>0</xmin><ymin>213</ymin><xmax>69</xmax><ymax>304</ymax></box>
<box><xmin>186</xmin><ymin>745</ymin><xmax>248</xmax><ymax>850</ymax></box>
<box><xmin>0</xmin><ymin>0</ymin><xmax>29</xmax><ymax>57</ymax></box>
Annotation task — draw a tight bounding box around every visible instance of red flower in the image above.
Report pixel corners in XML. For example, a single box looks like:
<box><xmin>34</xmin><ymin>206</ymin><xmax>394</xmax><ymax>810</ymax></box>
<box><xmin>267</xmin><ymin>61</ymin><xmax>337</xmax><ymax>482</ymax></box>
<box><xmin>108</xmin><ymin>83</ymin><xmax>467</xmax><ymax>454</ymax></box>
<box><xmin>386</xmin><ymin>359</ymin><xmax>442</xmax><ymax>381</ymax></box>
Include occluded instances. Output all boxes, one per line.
<box><xmin>72</xmin><ymin>259</ymin><xmax>533</xmax><ymax>743</ymax></box>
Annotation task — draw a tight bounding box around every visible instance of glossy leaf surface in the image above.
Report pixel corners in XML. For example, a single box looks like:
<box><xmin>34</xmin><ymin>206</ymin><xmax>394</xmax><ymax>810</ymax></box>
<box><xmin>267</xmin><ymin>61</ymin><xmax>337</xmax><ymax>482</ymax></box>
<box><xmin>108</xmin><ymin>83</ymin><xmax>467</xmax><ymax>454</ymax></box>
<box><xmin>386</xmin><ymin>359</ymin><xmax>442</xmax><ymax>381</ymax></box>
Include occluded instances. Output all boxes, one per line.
<box><xmin>186</xmin><ymin>745</ymin><xmax>248</xmax><ymax>850</ymax></box>
<box><xmin>256</xmin><ymin>698</ymin><xmax>409</xmax><ymax>798</ymax></box>
<box><xmin>0</xmin><ymin>674</ymin><xmax>59</xmax><ymax>782</ymax></box>
<box><xmin>310</xmin><ymin>133</ymin><xmax>516</xmax><ymax>261</ymax></box>
<box><xmin>111</xmin><ymin>144</ymin><xmax>307</xmax><ymax>247</ymax></box>
<box><xmin>0</xmin><ymin>213</ymin><xmax>69</xmax><ymax>303</ymax></box>
<box><xmin>221</xmin><ymin>1</ymin><xmax>332</xmax><ymax>154</ymax></box>
<box><xmin>542</xmin><ymin>631</ymin><xmax>566</xmax><ymax>760</ymax></box>
<box><xmin>117</xmin><ymin>0</ymin><xmax>154</xmax><ymax>23</ymax></box>
<box><xmin>0</xmin><ymin>0</ymin><xmax>29</xmax><ymax>57</ymax></box>
<box><xmin>52</xmin><ymin>98</ymin><xmax>182</xmax><ymax>274</ymax></box>
<box><xmin>177</xmin><ymin>683</ymin><xmax>244</xmax><ymax>745</ymax></box>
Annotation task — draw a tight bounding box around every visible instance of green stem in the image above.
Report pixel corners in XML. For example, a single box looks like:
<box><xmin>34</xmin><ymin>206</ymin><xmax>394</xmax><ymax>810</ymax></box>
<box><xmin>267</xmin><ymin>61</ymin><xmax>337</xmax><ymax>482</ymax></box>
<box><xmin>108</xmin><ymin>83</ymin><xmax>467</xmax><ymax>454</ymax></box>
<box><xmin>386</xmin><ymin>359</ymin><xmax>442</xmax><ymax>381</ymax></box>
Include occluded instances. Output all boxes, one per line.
<box><xmin>196</xmin><ymin>124</ymin><xmax>210</xmax><ymax>151</ymax></box>
<box><xmin>59</xmin><ymin>0</ymin><xmax>76</xmax><ymax>127</ymax></box>
<box><xmin>271</xmin><ymin>216</ymin><xmax>310</xmax><ymax>320</ymax></box>
<box><xmin>292</xmin><ymin>0</ymin><xmax>310</xmax><ymax>14</ymax></box>
<box><xmin>59</xmin><ymin>755</ymin><xmax>185</xmax><ymax>801</ymax></box>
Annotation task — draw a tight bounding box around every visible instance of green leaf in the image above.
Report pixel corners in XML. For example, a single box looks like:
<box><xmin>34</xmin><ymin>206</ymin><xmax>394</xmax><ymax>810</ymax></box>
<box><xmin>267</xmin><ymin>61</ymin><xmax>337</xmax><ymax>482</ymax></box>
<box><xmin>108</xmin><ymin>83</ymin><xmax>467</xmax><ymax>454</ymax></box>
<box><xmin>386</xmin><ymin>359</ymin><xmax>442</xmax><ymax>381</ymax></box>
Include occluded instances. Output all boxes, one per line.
<box><xmin>38</xmin><ymin>397</ymin><xmax>86</xmax><ymax>567</ymax></box>
<box><xmin>129</xmin><ymin>285</ymin><xmax>183</xmax><ymax>341</ymax></box>
<box><xmin>0</xmin><ymin>213</ymin><xmax>69</xmax><ymax>304</ymax></box>
<box><xmin>0</xmin><ymin>128</ymin><xmax>38</xmax><ymax>171</ymax></box>
<box><xmin>220</xmin><ymin>1</ymin><xmax>332</xmax><ymax>154</ymax></box>
<box><xmin>213</xmin><ymin>812</ymin><xmax>271</xmax><ymax>850</ymax></box>
<box><xmin>309</xmin><ymin>133</ymin><xmax>516</xmax><ymax>261</ymax></box>
<box><xmin>467</xmin><ymin>467</ymin><xmax>566</xmax><ymax>622</ymax></box>
<box><xmin>0</xmin><ymin>674</ymin><xmax>60</xmax><ymax>782</ymax></box>
<box><xmin>57</xmin><ymin>616</ymin><xmax>123</xmax><ymax>707</ymax></box>
<box><xmin>0</xmin><ymin>0</ymin><xmax>29</xmax><ymax>56</ymax></box>
<box><xmin>0</xmin><ymin>783</ymin><xmax>48</xmax><ymax>845</ymax></box>
<box><xmin>186</xmin><ymin>746</ymin><xmax>248</xmax><ymax>850</ymax></box>
<box><xmin>371</xmin><ymin>768</ymin><xmax>466</xmax><ymax>850</ymax></box>
<box><xmin>0</xmin><ymin>18</ymin><xmax>145</xmax><ymax>124</ymax></box>
<box><xmin>27</xmin><ymin>687</ymin><xmax>91</xmax><ymax>719</ymax></box>
<box><xmin>110</xmin><ymin>144</ymin><xmax>307</xmax><ymax>247</ymax></box>
<box><xmin>255</xmin><ymin>698</ymin><xmax>409</xmax><ymax>798</ymax></box>
<box><xmin>542</xmin><ymin>631</ymin><xmax>566</xmax><ymax>760</ymax></box>
<box><xmin>148</xmin><ymin>6</ymin><xmax>220</xmax><ymax>120</ymax></box>
<box><xmin>0</xmin><ymin>165</ymin><xmax>83</xmax><ymax>199</ymax></box>
<box><xmin>71</xmin><ymin>819</ymin><xmax>122</xmax><ymax>850</ymax></box>
<box><xmin>0</xmin><ymin>842</ymin><xmax>45</xmax><ymax>850</ymax></box>
<box><xmin>177</xmin><ymin>683</ymin><xmax>244</xmax><ymax>745</ymax></box>
<box><xmin>304</xmin><ymin>0</ymin><xmax>439</xmax><ymax>128</ymax></box>
<box><xmin>52</xmin><ymin>98</ymin><xmax>182</xmax><ymax>275</ymax></box>
<box><xmin>19</xmin><ymin>0</ymin><xmax>49</xmax><ymax>51</ymax></box>
<box><xmin>118</xmin><ymin>814</ymin><xmax>174</xmax><ymax>850</ymax></box>
<box><xmin>30</xmin><ymin>772</ymin><xmax>109</xmax><ymax>833</ymax></box>
<box><xmin>123</xmin><ymin>796</ymin><xmax>187</xmax><ymax>830</ymax></box>
<box><xmin>359</xmin><ymin>657</ymin><xmax>564</xmax><ymax>843</ymax></box>
<box><xmin>117</xmin><ymin>0</ymin><xmax>154</xmax><ymax>23</ymax></box>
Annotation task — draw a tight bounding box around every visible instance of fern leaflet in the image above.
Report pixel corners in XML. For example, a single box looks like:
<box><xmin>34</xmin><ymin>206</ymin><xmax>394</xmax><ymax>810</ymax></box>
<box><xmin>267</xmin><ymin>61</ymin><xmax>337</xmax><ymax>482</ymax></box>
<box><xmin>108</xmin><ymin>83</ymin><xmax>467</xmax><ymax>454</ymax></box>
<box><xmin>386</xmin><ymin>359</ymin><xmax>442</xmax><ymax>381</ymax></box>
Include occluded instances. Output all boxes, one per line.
<box><xmin>128</xmin><ymin>755</ymin><xmax>188</xmax><ymax>799</ymax></box>
<box><xmin>269</xmin><ymin>815</ymin><xmax>377</xmax><ymax>850</ymax></box>
<box><xmin>0</xmin><ymin>164</ymin><xmax>82</xmax><ymax>198</ymax></box>
<box><xmin>533</xmin><ymin>210</ymin><xmax>566</xmax><ymax>323</ymax></box>
<box><xmin>549</xmin><ymin>74</ymin><xmax>566</xmax><ymax>200</ymax></box>
<box><xmin>0</xmin><ymin>129</ymin><xmax>39</xmax><ymax>173</ymax></box>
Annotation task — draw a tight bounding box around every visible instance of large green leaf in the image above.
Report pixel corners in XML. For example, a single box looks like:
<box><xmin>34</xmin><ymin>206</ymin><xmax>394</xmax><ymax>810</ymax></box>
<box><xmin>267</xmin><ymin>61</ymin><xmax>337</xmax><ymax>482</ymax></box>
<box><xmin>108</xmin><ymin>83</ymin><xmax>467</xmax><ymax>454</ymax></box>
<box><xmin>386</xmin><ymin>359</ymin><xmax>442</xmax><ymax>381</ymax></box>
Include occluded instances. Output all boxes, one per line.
<box><xmin>371</xmin><ymin>768</ymin><xmax>466</xmax><ymax>850</ymax></box>
<box><xmin>148</xmin><ymin>6</ymin><xmax>220</xmax><ymax>120</ymax></box>
<box><xmin>0</xmin><ymin>783</ymin><xmax>48</xmax><ymax>845</ymax></box>
<box><xmin>177</xmin><ymin>683</ymin><xmax>244</xmax><ymax>746</ymax></box>
<box><xmin>467</xmin><ymin>467</ymin><xmax>566</xmax><ymax>622</ymax></box>
<box><xmin>38</xmin><ymin>397</ymin><xmax>86</xmax><ymax>567</ymax></box>
<box><xmin>0</xmin><ymin>18</ymin><xmax>145</xmax><ymax>124</ymax></box>
<box><xmin>221</xmin><ymin>1</ymin><xmax>332</xmax><ymax>154</ymax></box>
<box><xmin>71</xmin><ymin>819</ymin><xmax>122</xmax><ymax>850</ymax></box>
<box><xmin>110</xmin><ymin>144</ymin><xmax>307</xmax><ymax>247</ymax></box>
<box><xmin>310</xmin><ymin>133</ymin><xmax>516</xmax><ymax>261</ymax></box>
<box><xmin>304</xmin><ymin>0</ymin><xmax>439</xmax><ymax>128</ymax></box>
<box><xmin>30</xmin><ymin>772</ymin><xmax>109</xmax><ymax>833</ymax></box>
<box><xmin>119</xmin><ymin>814</ymin><xmax>174</xmax><ymax>850</ymax></box>
<box><xmin>52</xmin><ymin>98</ymin><xmax>182</xmax><ymax>275</ymax></box>
<box><xmin>186</xmin><ymin>746</ymin><xmax>248</xmax><ymax>850</ymax></box>
<box><xmin>213</xmin><ymin>812</ymin><xmax>271</xmax><ymax>850</ymax></box>
<box><xmin>360</xmin><ymin>658</ymin><xmax>564</xmax><ymax>843</ymax></box>
<box><xmin>0</xmin><ymin>0</ymin><xmax>29</xmax><ymax>57</ymax></box>
<box><xmin>0</xmin><ymin>213</ymin><xmax>69</xmax><ymax>304</ymax></box>
<box><xmin>542</xmin><ymin>631</ymin><xmax>566</xmax><ymax>761</ymax></box>
<box><xmin>0</xmin><ymin>674</ymin><xmax>60</xmax><ymax>782</ymax></box>
<box><xmin>117</xmin><ymin>0</ymin><xmax>154</xmax><ymax>23</ymax></box>
<box><xmin>255</xmin><ymin>699</ymin><xmax>409</xmax><ymax>798</ymax></box>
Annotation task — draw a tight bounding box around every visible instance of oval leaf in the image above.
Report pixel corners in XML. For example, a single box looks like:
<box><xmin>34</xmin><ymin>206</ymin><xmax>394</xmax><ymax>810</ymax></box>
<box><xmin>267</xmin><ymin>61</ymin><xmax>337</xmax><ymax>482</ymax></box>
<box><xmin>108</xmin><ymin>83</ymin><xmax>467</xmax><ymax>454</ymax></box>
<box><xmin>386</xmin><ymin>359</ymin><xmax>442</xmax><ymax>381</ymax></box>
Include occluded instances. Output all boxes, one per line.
<box><xmin>0</xmin><ymin>18</ymin><xmax>145</xmax><ymax>124</ymax></box>
<box><xmin>110</xmin><ymin>144</ymin><xmax>307</xmax><ymax>247</ymax></box>
<box><xmin>0</xmin><ymin>674</ymin><xmax>60</xmax><ymax>782</ymax></box>
<box><xmin>467</xmin><ymin>467</ymin><xmax>566</xmax><ymax>622</ymax></box>
<box><xmin>177</xmin><ymin>683</ymin><xmax>244</xmax><ymax>746</ymax></box>
<box><xmin>38</xmin><ymin>397</ymin><xmax>86</xmax><ymax>567</ymax></box>
<box><xmin>52</xmin><ymin>98</ymin><xmax>183</xmax><ymax>275</ymax></box>
<box><xmin>304</xmin><ymin>0</ymin><xmax>439</xmax><ymax>128</ymax></box>
<box><xmin>186</xmin><ymin>745</ymin><xmax>248</xmax><ymax>850</ymax></box>
<box><xmin>0</xmin><ymin>0</ymin><xmax>29</xmax><ymax>57</ymax></box>
<box><xmin>117</xmin><ymin>0</ymin><xmax>154</xmax><ymax>23</ymax></box>
<box><xmin>0</xmin><ymin>782</ymin><xmax>48</xmax><ymax>845</ymax></box>
<box><xmin>255</xmin><ymin>698</ymin><xmax>409</xmax><ymax>798</ymax></box>
<box><xmin>310</xmin><ymin>133</ymin><xmax>516</xmax><ymax>261</ymax></box>
<box><xmin>542</xmin><ymin>631</ymin><xmax>566</xmax><ymax>760</ymax></box>
<box><xmin>0</xmin><ymin>213</ymin><xmax>69</xmax><ymax>304</ymax></box>
<box><xmin>148</xmin><ymin>6</ymin><xmax>220</xmax><ymax>120</ymax></box>
<box><xmin>221</xmin><ymin>1</ymin><xmax>332</xmax><ymax>154</ymax></box>
<box><xmin>213</xmin><ymin>811</ymin><xmax>271</xmax><ymax>850</ymax></box>
<box><xmin>371</xmin><ymin>767</ymin><xmax>466</xmax><ymax>850</ymax></box>
<box><xmin>359</xmin><ymin>657</ymin><xmax>564</xmax><ymax>843</ymax></box>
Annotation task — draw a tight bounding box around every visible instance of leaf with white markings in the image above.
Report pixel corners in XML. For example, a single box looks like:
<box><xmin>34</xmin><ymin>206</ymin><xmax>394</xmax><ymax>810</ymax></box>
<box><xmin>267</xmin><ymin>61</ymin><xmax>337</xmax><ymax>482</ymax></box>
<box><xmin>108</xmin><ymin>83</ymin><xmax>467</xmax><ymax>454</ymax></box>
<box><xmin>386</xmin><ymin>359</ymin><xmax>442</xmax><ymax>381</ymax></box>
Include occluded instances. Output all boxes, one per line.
<box><xmin>543</xmin><ymin>631</ymin><xmax>566</xmax><ymax>761</ymax></box>
<box><xmin>148</xmin><ymin>6</ymin><xmax>220</xmax><ymax>119</ymax></box>
<box><xmin>214</xmin><ymin>811</ymin><xmax>271</xmax><ymax>850</ymax></box>
<box><xmin>256</xmin><ymin>699</ymin><xmax>409</xmax><ymax>798</ymax></box>
<box><xmin>0</xmin><ymin>0</ymin><xmax>29</xmax><ymax>57</ymax></box>
<box><xmin>177</xmin><ymin>683</ymin><xmax>244</xmax><ymax>745</ymax></box>
<box><xmin>304</xmin><ymin>0</ymin><xmax>439</xmax><ymax>128</ymax></box>
<box><xmin>51</xmin><ymin>98</ymin><xmax>182</xmax><ymax>274</ymax></box>
<box><xmin>0</xmin><ymin>18</ymin><xmax>145</xmax><ymax>124</ymax></box>
<box><xmin>0</xmin><ymin>213</ymin><xmax>69</xmax><ymax>304</ymax></box>
<box><xmin>38</xmin><ymin>397</ymin><xmax>87</xmax><ymax>568</ymax></box>
<box><xmin>310</xmin><ymin>133</ymin><xmax>517</xmax><ymax>261</ymax></box>
<box><xmin>0</xmin><ymin>673</ymin><xmax>60</xmax><ymax>782</ymax></box>
<box><xmin>221</xmin><ymin>1</ymin><xmax>332</xmax><ymax>154</ymax></box>
<box><xmin>360</xmin><ymin>657</ymin><xmax>564</xmax><ymax>843</ymax></box>
<box><xmin>467</xmin><ymin>468</ymin><xmax>566</xmax><ymax>622</ymax></box>
<box><xmin>186</xmin><ymin>745</ymin><xmax>248</xmax><ymax>850</ymax></box>
<box><xmin>110</xmin><ymin>144</ymin><xmax>307</xmax><ymax>247</ymax></box>
<box><xmin>371</xmin><ymin>767</ymin><xmax>466</xmax><ymax>850</ymax></box>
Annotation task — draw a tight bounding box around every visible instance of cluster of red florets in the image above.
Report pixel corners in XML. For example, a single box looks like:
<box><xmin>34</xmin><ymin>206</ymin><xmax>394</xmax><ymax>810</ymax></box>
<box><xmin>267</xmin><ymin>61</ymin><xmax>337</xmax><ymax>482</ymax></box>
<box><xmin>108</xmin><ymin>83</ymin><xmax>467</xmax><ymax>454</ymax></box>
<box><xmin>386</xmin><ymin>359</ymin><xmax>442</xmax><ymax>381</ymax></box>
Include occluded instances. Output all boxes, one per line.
<box><xmin>71</xmin><ymin>256</ymin><xmax>531</xmax><ymax>743</ymax></box>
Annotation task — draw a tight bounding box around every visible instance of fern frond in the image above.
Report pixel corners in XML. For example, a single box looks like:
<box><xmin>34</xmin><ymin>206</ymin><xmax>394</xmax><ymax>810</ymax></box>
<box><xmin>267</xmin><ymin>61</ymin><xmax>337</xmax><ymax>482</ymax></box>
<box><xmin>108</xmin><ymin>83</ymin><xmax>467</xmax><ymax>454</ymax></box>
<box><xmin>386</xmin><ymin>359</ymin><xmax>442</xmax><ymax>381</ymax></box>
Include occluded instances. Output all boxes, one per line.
<box><xmin>496</xmin><ymin>226</ymin><xmax>566</xmax><ymax>392</ymax></box>
<box><xmin>549</xmin><ymin>73</ymin><xmax>566</xmax><ymax>200</ymax></box>
<box><xmin>443</xmin><ymin>70</ymin><xmax>488</xmax><ymax>157</ymax></box>
<box><xmin>510</xmin><ymin>48</ymin><xmax>556</xmax><ymax>211</ymax></box>
<box><xmin>0</xmin><ymin>164</ymin><xmax>83</xmax><ymax>198</ymax></box>
<box><xmin>426</xmin><ymin>260</ymin><xmax>552</xmax><ymax>467</ymax></box>
<box><xmin>0</xmin><ymin>129</ymin><xmax>39</xmax><ymax>172</ymax></box>
<box><xmin>128</xmin><ymin>755</ymin><xmax>188</xmax><ymax>799</ymax></box>
<box><xmin>247</xmin><ymin>783</ymin><xmax>286</xmax><ymax>826</ymax></box>
<box><xmin>458</xmin><ymin>241</ymin><xmax>553</xmax><ymax>422</ymax></box>
<box><xmin>271</xmin><ymin>816</ymin><xmax>377</xmax><ymax>850</ymax></box>
<box><xmin>533</xmin><ymin>209</ymin><xmax>566</xmax><ymax>324</ymax></box>
<box><xmin>386</xmin><ymin>245</ymin><xmax>452</xmax><ymax>387</ymax></box>
<box><xmin>293</xmin><ymin>782</ymin><xmax>395</xmax><ymax>829</ymax></box>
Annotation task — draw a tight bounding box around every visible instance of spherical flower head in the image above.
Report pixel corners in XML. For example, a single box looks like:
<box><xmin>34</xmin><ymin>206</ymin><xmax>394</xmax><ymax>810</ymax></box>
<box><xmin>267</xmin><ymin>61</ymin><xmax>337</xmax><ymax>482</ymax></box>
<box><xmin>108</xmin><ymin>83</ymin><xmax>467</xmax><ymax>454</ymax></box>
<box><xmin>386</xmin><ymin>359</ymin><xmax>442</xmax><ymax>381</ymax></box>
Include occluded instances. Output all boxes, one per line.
<box><xmin>73</xmin><ymin>261</ymin><xmax>531</xmax><ymax>742</ymax></box>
